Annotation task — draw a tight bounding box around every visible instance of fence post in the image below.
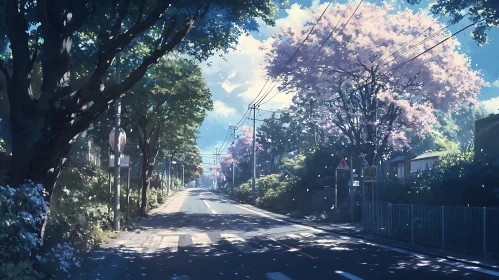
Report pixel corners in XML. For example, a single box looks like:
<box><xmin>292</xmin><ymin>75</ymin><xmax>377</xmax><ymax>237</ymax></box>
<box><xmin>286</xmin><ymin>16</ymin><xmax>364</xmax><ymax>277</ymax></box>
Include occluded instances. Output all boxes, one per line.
<box><xmin>441</xmin><ymin>206</ymin><xmax>445</xmax><ymax>248</ymax></box>
<box><xmin>388</xmin><ymin>204</ymin><xmax>391</xmax><ymax>237</ymax></box>
<box><xmin>411</xmin><ymin>204</ymin><xmax>414</xmax><ymax>243</ymax></box>
<box><xmin>483</xmin><ymin>207</ymin><xmax>487</xmax><ymax>256</ymax></box>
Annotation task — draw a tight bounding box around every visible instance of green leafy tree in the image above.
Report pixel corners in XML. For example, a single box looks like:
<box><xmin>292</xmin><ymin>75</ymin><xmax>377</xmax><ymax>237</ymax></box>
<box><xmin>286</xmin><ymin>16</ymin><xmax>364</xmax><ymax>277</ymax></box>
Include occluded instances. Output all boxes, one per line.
<box><xmin>0</xmin><ymin>0</ymin><xmax>285</xmax><ymax>260</ymax></box>
<box><xmin>257</xmin><ymin>113</ymin><xmax>297</xmax><ymax>174</ymax></box>
<box><xmin>406</xmin><ymin>0</ymin><xmax>499</xmax><ymax>45</ymax></box>
<box><xmin>122</xmin><ymin>56</ymin><xmax>212</xmax><ymax>215</ymax></box>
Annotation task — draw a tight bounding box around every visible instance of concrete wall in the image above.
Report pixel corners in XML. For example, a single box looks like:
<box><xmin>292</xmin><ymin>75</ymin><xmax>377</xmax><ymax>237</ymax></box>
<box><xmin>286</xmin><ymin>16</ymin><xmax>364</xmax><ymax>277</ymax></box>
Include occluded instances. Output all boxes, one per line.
<box><xmin>475</xmin><ymin>114</ymin><xmax>499</xmax><ymax>163</ymax></box>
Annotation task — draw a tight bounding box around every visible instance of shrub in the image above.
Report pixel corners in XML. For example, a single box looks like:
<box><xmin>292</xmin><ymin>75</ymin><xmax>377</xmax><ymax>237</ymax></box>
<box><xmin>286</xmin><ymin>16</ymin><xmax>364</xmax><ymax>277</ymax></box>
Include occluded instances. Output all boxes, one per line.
<box><xmin>256</xmin><ymin>174</ymin><xmax>295</xmax><ymax>213</ymax></box>
<box><xmin>0</xmin><ymin>182</ymin><xmax>49</xmax><ymax>280</ymax></box>
<box><xmin>235</xmin><ymin>179</ymin><xmax>252</xmax><ymax>204</ymax></box>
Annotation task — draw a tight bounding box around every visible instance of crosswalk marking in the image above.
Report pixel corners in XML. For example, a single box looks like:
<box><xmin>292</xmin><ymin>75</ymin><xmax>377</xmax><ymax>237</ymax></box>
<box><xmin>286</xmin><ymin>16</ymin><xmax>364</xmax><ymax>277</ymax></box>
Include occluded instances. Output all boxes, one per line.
<box><xmin>221</xmin><ymin>233</ymin><xmax>245</xmax><ymax>244</ymax></box>
<box><xmin>299</xmin><ymin>232</ymin><xmax>314</xmax><ymax>238</ymax></box>
<box><xmin>159</xmin><ymin>235</ymin><xmax>179</xmax><ymax>252</ymax></box>
<box><xmin>265</xmin><ymin>272</ymin><xmax>293</xmax><ymax>280</ymax></box>
<box><xmin>286</xmin><ymin>234</ymin><xmax>302</xmax><ymax>240</ymax></box>
<box><xmin>221</xmin><ymin>233</ymin><xmax>257</xmax><ymax>253</ymax></box>
<box><xmin>191</xmin><ymin>233</ymin><xmax>212</xmax><ymax>247</ymax></box>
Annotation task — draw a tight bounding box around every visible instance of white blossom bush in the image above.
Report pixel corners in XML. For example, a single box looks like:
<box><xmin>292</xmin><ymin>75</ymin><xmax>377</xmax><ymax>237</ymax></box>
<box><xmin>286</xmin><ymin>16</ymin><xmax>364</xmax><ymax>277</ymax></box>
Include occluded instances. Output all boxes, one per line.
<box><xmin>0</xmin><ymin>181</ymin><xmax>48</xmax><ymax>279</ymax></box>
<box><xmin>36</xmin><ymin>242</ymin><xmax>81</xmax><ymax>276</ymax></box>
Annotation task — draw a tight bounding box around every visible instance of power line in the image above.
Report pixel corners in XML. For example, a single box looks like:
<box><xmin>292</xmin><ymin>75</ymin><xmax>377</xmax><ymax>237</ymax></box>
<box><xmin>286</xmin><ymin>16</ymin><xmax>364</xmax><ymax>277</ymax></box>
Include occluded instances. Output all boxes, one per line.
<box><xmin>309</xmin><ymin>0</ymin><xmax>355</xmax><ymax>64</ymax></box>
<box><xmin>254</xmin><ymin>0</ymin><xmax>335</xmax><ymax>107</ymax></box>
<box><xmin>258</xmin><ymin>0</ymin><xmax>364</xmax><ymax>106</ymax></box>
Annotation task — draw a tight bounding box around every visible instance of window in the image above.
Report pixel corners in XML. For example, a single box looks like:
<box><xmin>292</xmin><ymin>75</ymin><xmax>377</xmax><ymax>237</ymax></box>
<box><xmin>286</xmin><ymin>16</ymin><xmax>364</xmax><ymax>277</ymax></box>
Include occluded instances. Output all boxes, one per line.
<box><xmin>397</xmin><ymin>163</ymin><xmax>404</xmax><ymax>179</ymax></box>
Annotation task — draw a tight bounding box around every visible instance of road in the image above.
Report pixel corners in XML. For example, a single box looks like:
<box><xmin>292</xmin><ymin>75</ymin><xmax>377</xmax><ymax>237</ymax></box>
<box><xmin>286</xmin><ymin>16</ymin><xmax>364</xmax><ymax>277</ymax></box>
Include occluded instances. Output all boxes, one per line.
<box><xmin>77</xmin><ymin>188</ymin><xmax>499</xmax><ymax>280</ymax></box>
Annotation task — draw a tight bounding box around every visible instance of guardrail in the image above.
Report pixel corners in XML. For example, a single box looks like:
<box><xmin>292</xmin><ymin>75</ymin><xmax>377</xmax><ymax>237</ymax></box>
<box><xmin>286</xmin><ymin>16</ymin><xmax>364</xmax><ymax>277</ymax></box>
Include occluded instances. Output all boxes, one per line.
<box><xmin>363</xmin><ymin>202</ymin><xmax>499</xmax><ymax>257</ymax></box>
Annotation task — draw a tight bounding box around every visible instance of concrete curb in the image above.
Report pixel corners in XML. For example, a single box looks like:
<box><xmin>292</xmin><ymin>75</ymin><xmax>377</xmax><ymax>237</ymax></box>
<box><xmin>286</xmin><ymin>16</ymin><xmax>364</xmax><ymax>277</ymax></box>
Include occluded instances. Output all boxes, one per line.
<box><xmin>218</xmin><ymin>192</ymin><xmax>499</xmax><ymax>272</ymax></box>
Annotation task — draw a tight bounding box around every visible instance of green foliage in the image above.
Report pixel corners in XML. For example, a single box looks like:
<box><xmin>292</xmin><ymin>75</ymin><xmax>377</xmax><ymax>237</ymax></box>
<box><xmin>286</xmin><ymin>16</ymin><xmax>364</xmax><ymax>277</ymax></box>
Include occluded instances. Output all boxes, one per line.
<box><xmin>235</xmin><ymin>179</ymin><xmax>253</xmax><ymax>204</ymax></box>
<box><xmin>234</xmin><ymin>175</ymin><xmax>296</xmax><ymax>214</ymax></box>
<box><xmin>0</xmin><ymin>183</ymin><xmax>49</xmax><ymax>280</ymax></box>
<box><xmin>46</xmin><ymin>165</ymin><xmax>111</xmax><ymax>253</ymax></box>
<box><xmin>255</xmin><ymin>174</ymin><xmax>295</xmax><ymax>213</ymax></box>
<box><xmin>381</xmin><ymin>152</ymin><xmax>499</xmax><ymax>206</ymax></box>
<box><xmin>0</xmin><ymin>260</ymin><xmax>45</xmax><ymax>280</ymax></box>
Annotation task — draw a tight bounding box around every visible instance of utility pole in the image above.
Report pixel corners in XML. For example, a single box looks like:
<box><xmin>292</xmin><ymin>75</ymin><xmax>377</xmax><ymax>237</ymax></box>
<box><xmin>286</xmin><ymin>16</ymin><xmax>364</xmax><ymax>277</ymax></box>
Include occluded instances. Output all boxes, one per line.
<box><xmin>349</xmin><ymin>154</ymin><xmax>354</xmax><ymax>222</ymax></box>
<box><xmin>182</xmin><ymin>165</ymin><xmax>185</xmax><ymax>189</ymax></box>
<box><xmin>229</xmin><ymin>125</ymin><xmax>236</xmax><ymax>196</ymax></box>
<box><xmin>214</xmin><ymin>148</ymin><xmax>220</xmax><ymax>191</ymax></box>
<box><xmin>113</xmin><ymin>54</ymin><xmax>121</xmax><ymax>231</ymax></box>
<box><xmin>251</xmin><ymin>104</ymin><xmax>257</xmax><ymax>205</ymax></box>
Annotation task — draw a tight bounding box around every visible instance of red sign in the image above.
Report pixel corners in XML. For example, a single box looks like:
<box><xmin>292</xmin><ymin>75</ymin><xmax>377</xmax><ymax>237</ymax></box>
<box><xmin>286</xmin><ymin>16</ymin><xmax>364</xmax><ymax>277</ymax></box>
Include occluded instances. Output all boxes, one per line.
<box><xmin>336</xmin><ymin>158</ymin><xmax>350</xmax><ymax>170</ymax></box>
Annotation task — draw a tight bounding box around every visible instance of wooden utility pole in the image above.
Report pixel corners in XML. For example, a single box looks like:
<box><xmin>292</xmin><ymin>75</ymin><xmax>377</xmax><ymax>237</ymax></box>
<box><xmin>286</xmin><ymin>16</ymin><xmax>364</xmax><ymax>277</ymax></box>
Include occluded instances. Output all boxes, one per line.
<box><xmin>229</xmin><ymin>125</ymin><xmax>236</xmax><ymax>196</ymax></box>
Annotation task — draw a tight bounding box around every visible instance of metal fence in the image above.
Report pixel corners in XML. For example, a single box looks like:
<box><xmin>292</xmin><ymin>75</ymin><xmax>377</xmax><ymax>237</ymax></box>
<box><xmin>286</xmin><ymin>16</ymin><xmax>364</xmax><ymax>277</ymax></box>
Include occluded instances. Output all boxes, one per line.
<box><xmin>363</xmin><ymin>202</ymin><xmax>499</xmax><ymax>257</ymax></box>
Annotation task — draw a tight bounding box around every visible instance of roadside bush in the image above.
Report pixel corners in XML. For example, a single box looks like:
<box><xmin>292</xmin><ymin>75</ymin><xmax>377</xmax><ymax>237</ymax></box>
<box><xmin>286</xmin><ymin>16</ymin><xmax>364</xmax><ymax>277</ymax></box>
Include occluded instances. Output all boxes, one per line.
<box><xmin>0</xmin><ymin>182</ymin><xmax>49</xmax><ymax>280</ymax></box>
<box><xmin>256</xmin><ymin>174</ymin><xmax>295</xmax><ymax>213</ymax></box>
<box><xmin>235</xmin><ymin>179</ymin><xmax>252</xmax><ymax>204</ymax></box>
<box><xmin>381</xmin><ymin>152</ymin><xmax>499</xmax><ymax>206</ymax></box>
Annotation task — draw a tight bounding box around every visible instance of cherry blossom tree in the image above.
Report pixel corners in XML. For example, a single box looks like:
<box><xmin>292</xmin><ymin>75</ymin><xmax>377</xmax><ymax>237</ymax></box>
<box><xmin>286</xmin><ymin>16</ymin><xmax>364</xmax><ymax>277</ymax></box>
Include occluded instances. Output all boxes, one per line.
<box><xmin>263</xmin><ymin>3</ymin><xmax>487</xmax><ymax>166</ymax></box>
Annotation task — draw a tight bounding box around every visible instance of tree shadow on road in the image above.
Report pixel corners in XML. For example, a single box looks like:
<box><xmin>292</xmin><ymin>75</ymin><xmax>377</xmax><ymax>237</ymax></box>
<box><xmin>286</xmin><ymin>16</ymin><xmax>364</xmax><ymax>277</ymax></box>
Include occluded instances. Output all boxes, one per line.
<box><xmin>136</xmin><ymin>212</ymin><xmax>284</xmax><ymax>233</ymax></box>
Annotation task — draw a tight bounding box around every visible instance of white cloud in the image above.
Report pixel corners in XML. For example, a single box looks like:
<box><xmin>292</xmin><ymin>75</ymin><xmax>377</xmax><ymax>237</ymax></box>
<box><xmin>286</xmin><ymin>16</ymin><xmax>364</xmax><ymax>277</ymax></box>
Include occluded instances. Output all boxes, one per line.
<box><xmin>221</xmin><ymin>81</ymin><xmax>241</xmax><ymax>94</ymax></box>
<box><xmin>480</xmin><ymin>97</ymin><xmax>499</xmax><ymax>114</ymax></box>
<box><xmin>492</xmin><ymin>78</ymin><xmax>499</xmax><ymax>88</ymax></box>
<box><xmin>212</xmin><ymin>100</ymin><xmax>236</xmax><ymax>117</ymax></box>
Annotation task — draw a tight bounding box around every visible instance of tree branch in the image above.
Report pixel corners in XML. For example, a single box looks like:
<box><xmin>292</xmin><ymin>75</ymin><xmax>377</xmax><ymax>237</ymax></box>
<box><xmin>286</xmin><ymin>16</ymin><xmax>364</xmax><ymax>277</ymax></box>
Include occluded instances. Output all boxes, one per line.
<box><xmin>70</xmin><ymin>0</ymin><xmax>97</xmax><ymax>30</ymax></box>
<box><xmin>84</xmin><ymin>0</ymin><xmax>174</xmax><ymax>94</ymax></box>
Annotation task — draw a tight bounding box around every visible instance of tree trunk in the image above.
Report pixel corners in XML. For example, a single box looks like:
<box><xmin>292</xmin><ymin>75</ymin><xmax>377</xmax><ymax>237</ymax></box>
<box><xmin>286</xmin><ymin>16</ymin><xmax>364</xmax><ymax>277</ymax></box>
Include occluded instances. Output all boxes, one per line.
<box><xmin>139</xmin><ymin>152</ymin><xmax>151</xmax><ymax>216</ymax></box>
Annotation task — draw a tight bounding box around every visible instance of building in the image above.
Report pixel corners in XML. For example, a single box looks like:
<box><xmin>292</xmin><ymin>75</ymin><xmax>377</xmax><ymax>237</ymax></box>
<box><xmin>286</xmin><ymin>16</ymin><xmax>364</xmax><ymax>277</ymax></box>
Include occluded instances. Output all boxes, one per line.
<box><xmin>410</xmin><ymin>151</ymin><xmax>449</xmax><ymax>174</ymax></box>
<box><xmin>475</xmin><ymin>114</ymin><xmax>499</xmax><ymax>164</ymax></box>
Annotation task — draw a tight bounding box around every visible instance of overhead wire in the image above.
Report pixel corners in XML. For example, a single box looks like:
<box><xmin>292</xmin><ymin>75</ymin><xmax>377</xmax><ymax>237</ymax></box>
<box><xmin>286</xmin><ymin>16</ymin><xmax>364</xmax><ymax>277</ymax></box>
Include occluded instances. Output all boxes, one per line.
<box><xmin>258</xmin><ymin>0</ymin><xmax>364</xmax><ymax>107</ymax></box>
<box><xmin>253</xmin><ymin>0</ymin><xmax>335</xmax><ymax>107</ymax></box>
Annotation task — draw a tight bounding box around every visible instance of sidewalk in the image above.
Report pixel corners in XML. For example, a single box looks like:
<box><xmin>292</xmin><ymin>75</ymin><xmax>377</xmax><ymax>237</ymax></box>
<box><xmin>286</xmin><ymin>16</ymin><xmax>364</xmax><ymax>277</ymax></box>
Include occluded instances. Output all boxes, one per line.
<box><xmin>72</xmin><ymin>190</ymin><xmax>189</xmax><ymax>279</ymax></box>
<box><xmin>220</xmin><ymin>193</ymin><xmax>499</xmax><ymax>272</ymax></box>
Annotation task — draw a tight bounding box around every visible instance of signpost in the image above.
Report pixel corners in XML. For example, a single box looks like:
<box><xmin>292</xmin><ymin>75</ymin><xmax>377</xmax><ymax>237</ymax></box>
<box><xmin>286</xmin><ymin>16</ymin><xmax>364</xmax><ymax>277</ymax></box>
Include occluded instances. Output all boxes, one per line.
<box><xmin>335</xmin><ymin>158</ymin><xmax>350</xmax><ymax>209</ymax></box>
<box><xmin>364</xmin><ymin>166</ymin><xmax>377</xmax><ymax>227</ymax></box>
<box><xmin>364</xmin><ymin>166</ymin><xmax>377</xmax><ymax>182</ymax></box>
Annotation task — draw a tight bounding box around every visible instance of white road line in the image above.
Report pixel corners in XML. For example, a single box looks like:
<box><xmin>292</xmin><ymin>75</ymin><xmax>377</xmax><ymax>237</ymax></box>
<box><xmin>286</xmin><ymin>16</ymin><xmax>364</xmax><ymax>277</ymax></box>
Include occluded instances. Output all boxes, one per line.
<box><xmin>356</xmin><ymin>240</ymin><xmax>499</xmax><ymax>277</ymax></box>
<box><xmin>235</xmin><ymin>205</ymin><xmax>324</xmax><ymax>233</ymax></box>
<box><xmin>221</xmin><ymin>233</ymin><xmax>257</xmax><ymax>254</ymax></box>
<box><xmin>233</xmin><ymin>202</ymin><xmax>499</xmax><ymax>277</ymax></box>
<box><xmin>203</xmin><ymin>200</ymin><xmax>212</xmax><ymax>209</ymax></box>
<box><xmin>265</xmin><ymin>272</ymin><xmax>293</xmax><ymax>280</ymax></box>
<box><xmin>335</xmin><ymin>271</ymin><xmax>363</xmax><ymax>280</ymax></box>
<box><xmin>211</xmin><ymin>209</ymin><xmax>217</xmax><ymax>214</ymax></box>
<box><xmin>191</xmin><ymin>233</ymin><xmax>212</xmax><ymax>247</ymax></box>
<box><xmin>158</xmin><ymin>235</ymin><xmax>179</xmax><ymax>252</ymax></box>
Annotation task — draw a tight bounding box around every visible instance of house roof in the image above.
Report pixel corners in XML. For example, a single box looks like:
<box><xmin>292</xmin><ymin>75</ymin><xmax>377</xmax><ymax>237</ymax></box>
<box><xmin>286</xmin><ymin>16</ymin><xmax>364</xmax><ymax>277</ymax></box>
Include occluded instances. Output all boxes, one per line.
<box><xmin>385</xmin><ymin>156</ymin><xmax>404</xmax><ymax>163</ymax></box>
<box><xmin>411</xmin><ymin>151</ymin><xmax>449</xmax><ymax>161</ymax></box>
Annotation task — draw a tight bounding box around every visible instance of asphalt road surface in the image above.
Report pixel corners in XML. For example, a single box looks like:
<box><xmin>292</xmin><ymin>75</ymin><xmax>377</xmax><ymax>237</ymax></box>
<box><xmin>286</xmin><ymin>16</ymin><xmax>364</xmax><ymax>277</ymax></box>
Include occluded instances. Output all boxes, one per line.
<box><xmin>76</xmin><ymin>188</ymin><xmax>499</xmax><ymax>280</ymax></box>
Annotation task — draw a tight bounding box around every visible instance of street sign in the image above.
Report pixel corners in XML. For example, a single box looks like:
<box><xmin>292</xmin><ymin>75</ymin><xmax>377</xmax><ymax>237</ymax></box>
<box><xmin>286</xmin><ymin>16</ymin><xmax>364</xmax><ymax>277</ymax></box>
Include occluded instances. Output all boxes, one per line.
<box><xmin>364</xmin><ymin>166</ymin><xmax>377</xmax><ymax>182</ymax></box>
<box><xmin>336</xmin><ymin>158</ymin><xmax>350</xmax><ymax>170</ymax></box>
<box><xmin>353</xmin><ymin>180</ymin><xmax>359</xmax><ymax>187</ymax></box>
<box><xmin>109</xmin><ymin>154</ymin><xmax>130</xmax><ymax>168</ymax></box>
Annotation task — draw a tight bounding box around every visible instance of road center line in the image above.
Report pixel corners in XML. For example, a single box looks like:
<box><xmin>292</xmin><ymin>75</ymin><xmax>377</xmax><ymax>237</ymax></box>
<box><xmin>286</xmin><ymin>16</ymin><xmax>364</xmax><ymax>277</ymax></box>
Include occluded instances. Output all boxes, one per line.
<box><xmin>211</xmin><ymin>209</ymin><xmax>217</xmax><ymax>214</ymax></box>
<box><xmin>335</xmin><ymin>271</ymin><xmax>363</xmax><ymax>280</ymax></box>
<box><xmin>203</xmin><ymin>200</ymin><xmax>212</xmax><ymax>209</ymax></box>
<box><xmin>270</xmin><ymin>237</ymin><xmax>317</xmax><ymax>260</ymax></box>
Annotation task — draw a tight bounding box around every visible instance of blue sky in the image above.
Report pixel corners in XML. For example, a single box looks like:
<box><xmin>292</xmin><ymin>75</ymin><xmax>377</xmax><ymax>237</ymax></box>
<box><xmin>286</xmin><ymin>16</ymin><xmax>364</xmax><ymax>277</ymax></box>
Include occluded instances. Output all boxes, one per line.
<box><xmin>197</xmin><ymin>0</ymin><xmax>499</xmax><ymax>168</ymax></box>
